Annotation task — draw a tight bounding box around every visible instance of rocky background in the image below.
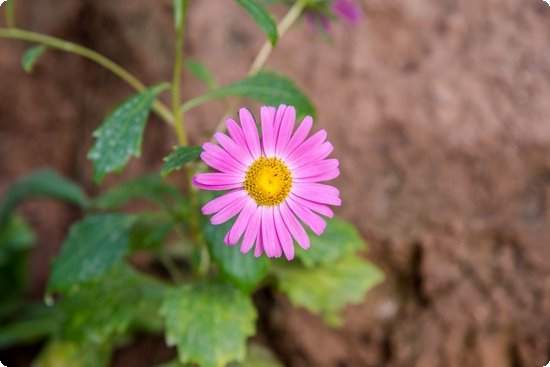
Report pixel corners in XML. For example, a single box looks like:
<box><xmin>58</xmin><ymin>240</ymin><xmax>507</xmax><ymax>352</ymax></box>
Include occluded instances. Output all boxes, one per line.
<box><xmin>0</xmin><ymin>0</ymin><xmax>549</xmax><ymax>366</ymax></box>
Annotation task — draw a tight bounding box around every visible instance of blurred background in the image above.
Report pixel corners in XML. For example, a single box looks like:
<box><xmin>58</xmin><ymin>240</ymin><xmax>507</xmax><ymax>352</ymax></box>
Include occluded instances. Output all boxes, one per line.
<box><xmin>1</xmin><ymin>0</ymin><xmax>550</xmax><ymax>366</ymax></box>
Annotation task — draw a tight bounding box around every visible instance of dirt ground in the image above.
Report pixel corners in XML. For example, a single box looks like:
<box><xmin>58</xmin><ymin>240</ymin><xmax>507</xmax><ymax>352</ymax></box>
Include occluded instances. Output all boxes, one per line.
<box><xmin>1</xmin><ymin>0</ymin><xmax>549</xmax><ymax>366</ymax></box>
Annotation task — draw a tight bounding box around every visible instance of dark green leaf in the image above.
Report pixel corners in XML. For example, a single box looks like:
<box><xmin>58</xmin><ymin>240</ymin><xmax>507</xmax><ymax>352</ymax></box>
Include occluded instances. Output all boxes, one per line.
<box><xmin>235</xmin><ymin>0</ymin><xmax>278</xmax><ymax>46</ymax></box>
<box><xmin>0</xmin><ymin>169</ymin><xmax>88</xmax><ymax>228</ymax></box>
<box><xmin>87</xmin><ymin>84</ymin><xmax>169</xmax><ymax>183</ymax></box>
<box><xmin>33</xmin><ymin>339</ymin><xmax>112</xmax><ymax>367</ymax></box>
<box><xmin>203</xmin><ymin>220</ymin><xmax>268</xmax><ymax>293</ymax></box>
<box><xmin>297</xmin><ymin>218</ymin><xmax>365</xmax><ymax>268</ymax></box>
<box><xmin>161</xmin><ymin>280</ymin><xmax>256</xmax><ymax>367</ymax></box>
<box><xmin>93</xmin><ymin>174</ymin><xmax>185</xmax><ymax>210</ymax></box>
<box><xmin>161</xmin><ymin>146</ymin><xmax>203</xmax><ymax>177</ymax></box>
<box><xmin>275</xmin><ymin>255</ymin><xmax>384</xmax><ymax>325</ymax></box>
<box><xmin>22</xmin><ymin>44</ymin><xmax>47</xmax><ymax>73</ymax></box>
<box><xmin>185</xmin><ymin>60</ymin><xmax>218</xmax><ymax>89</ymax></box>
<box><xmin>129</xmin><ymin>212</ymin><xmax>174</xmax><ymax>252</ymax></box>
<box><xmin>181</xmin><ymin>70</ymin><xmax>316</xmax><ymax>119</ymax></box>
<box><xmin>0</xmin><ymin>304</ymin><xmax>58</xmax><ymax>349</ymax></box>
<box><xmin>0</xmin><ymin>216</ymin><xmax>35</xmax><ymax>301</ymax></box>
<box><xmin>59</xmin><ymin>264</ymin><xmax>167</xmax><ymax>343</ymax></box>
<box><xmin>47</xmin><ymin>214</ymin><xmax>136</xmax><ymax>294</ymax></box>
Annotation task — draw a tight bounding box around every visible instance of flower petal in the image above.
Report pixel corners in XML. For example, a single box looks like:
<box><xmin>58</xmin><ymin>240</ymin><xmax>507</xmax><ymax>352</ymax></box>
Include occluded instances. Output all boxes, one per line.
<box><xmin>280</xmin><ymin>202</ymin><xmax>310</xmax><ymax>249</ymax></box>
<box><xmin>261</xmin><ymin>206</ymin><xmax>281</xmax><ymax>258</ymax></box>
<box><xmin>192</xmin><ymin>176</ymin><xmax>242</xmax><ymax>191</ymax></box>
<box><xmin>215</xmin><ymin>132</ymin><xmax>254</xmax><ymax>166</ymax></box>
<box><xmin>227</xmin><ymin>198</ymin><xmax>257</xmax><ymax>245</ymax></box>
<box><xmin>210</xmin><ymin>196</ymin><xmax>248</xmax><ymax>225</ymax></box>
<box><xmin>200</xmin><ymin>152</ymin><xmax>242</xmax><ymax>174</ymax></box>
<box><xmin>239</xmin><ymin>108</ymin><xmax>261</xmax><ymax>160</ymax></box>
<box><xmin>288</xmin><ymin>194</ymin><xmax>334</xmax><ymax>218</ymax></box>
<box><xmin>290</xmin><ymin>141</ymin><xmax>334</xmax><ymax>169</ymax></box>
<box><xmin>261</xmin><ymin>106</ymin><xmax>277</xmax><ymax>157</ymax></box>
<box><xmin>274</xmin><ymin>206</ymin><xmax>295</xmax><ymax>260</ymax></box>
<box><xmin>202</xmin><ymin>142</ymin><xmax>247</xmax><ymax>171</ymax></box>
<box><xmin>226</xmin><ymin>118</ymin><xmax>247</xmax><ymax>148</ymax></box>
<box><xmin>286</xmin><ymin>130</ymin><xmax>327</xmax><ymax>166</ymax></box>
<box><xmin>292</xmin><ymin>182</ymin><xmax>341</xmax><ymax>205</ymax></box>
<box><xmin>241</xmin><ymin>208</ymin><xmax>261</xmax><ymax>254</ymax></box>
<box><xmin>287</xmin><ymin>196</ymin><xmax>327</xmax><ymax>235</ymax></box>
<box><xmin>293</xmin><ymin>159</ymin><xmax>340</xmax><ymax>180</ymax></box>
<box><xmin>281</xmin><ymin>115</ymin><xmax>313</xmax><ymax>158</ymax></box>
<box><xmin>254</xmin><ymin>230</ymin><xmax>264</xmax><ymax>257</ymax></box>
<box><xmin>201</xmin><ymin>189</ymin><xmax>248</xmax><ymax>215</ymax></box>
<box><xmin>275</xmin><ymin>106</ymin><xmax>296</xmax><ymax>156</ymax></box>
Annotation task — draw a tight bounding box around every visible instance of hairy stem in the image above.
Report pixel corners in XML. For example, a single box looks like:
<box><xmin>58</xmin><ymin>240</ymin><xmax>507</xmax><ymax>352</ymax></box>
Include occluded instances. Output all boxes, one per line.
<box><xmin>0</xmin><ymin>28</ymin><xmax>175</xmax><ymax>125</ymax></box>
<box><xmin>172</xmin><ymin>0</ymin><xmax>189</xmax><ymax>146</ymax></box>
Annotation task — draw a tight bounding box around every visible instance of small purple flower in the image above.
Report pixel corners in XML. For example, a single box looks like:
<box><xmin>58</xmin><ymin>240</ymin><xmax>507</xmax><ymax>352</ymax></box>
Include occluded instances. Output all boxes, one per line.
<box><xmin>306</xmin><ymin>0</ymin><xmax>362</xmax><ymax>34</ymax></box>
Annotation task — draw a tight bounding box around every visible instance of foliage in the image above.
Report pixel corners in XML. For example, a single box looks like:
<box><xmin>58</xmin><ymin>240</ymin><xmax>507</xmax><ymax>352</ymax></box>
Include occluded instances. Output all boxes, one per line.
<box><xmin>0</xmin><ymin>1</ymin><xmax>382</xmax><ymax>367</ymax></box>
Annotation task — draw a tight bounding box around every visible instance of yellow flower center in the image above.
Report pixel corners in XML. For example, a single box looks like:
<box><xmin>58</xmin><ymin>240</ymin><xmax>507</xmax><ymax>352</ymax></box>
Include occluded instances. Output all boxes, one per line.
<box><xmin>244</xmin><ymin>157</ymin><xmax>292</xmax><ymax>206</ymax></box>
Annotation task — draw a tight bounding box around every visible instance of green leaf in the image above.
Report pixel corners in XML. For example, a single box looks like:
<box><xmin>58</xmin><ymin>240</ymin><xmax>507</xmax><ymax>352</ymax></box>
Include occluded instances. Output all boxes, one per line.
<box><xmin>0</xmin><ymin>304</ymin><xmax>58</xmax><ymax>349</ymax></box>
<box><xmin>181</xmin><ymin>70</ymin><xmax>316</xmax><ymax>119</ymax></box>
<box><xmin>129</xmin><ymin>212</ymin><xmax>174</xmax><ymax>252</ymax></box>
<box><xmin>238</xmin><ymin>343</ymin><xmax>283</xmax><ymax>367</ymax></box>
<box><xmin>203</xmin><ymin>220</ymin><xmax>268</xmax><ymax>293</ymax></box>
<box><xmin>297</xmin><ymin>218</ymin><xmax>365</xmax><ymax>268</ymax></box>
<box><xmin>47</xmin><ymin>214</ymin><xmax>136</xmax><ymax>294</ymax></box>
<box><xmin>0</xmin><ymin>169</ymin><xmax>88</xmax><ymax>228</ymax></box>
<box><xmin>87</xmin><ymin>84</ymin><xmax>169</xmax><ymax>184</ymax></box>
<box><xmin>185</xmin><ymin>60</ymin><xmax>218</xmax><ymax>89</ymax></box>
<box><xmin>235</xmin><ymin>0</ymin><xmax>278</xmax><ymax>46</ymax></box>
<box><xmin>33</xmin><ymin>339</ymin><xmax>112</xmax><ymax>367</ymax></box>
<box><xmin>161</xmin><ymin>280</ymin><xmax>257</xmax><ymax>367</ymax></box>
<box><xmin>22</xmin><ymin>45</ymin><xmax>47</xmax><ymax>73</ymax></box>
<box><xmin>0</xmin><ymin>216</ymin><xmax>35</xmax><ymax>300</ymax></box>
<box><xmin>93</xmin><ymin>174</ymin><xmax>184</xmax><ymax>210</ymax></box>
<box><xmin>59</xmin><ymin>264</ymin><xmax>167</xmax><ymax>344</ymax></box>
<box><xmin>275</xmin><ymin>255</ymin><xmax>384</xmax><ymax>326</ymax></box>
<box><xmin>161</xmin><ymin>146</ymin><xmax>203</xmax><ymax>177</ymax></box>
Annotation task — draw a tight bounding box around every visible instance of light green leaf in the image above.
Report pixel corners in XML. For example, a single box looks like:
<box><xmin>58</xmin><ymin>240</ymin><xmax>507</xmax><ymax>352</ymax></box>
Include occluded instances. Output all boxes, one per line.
<box><xmin>161</xmin><ymin>280</ymin><xmax>257</xmax><ymax>367</ymax></box>
<box><xmin>203</xmin><ymin>220</ymin><xmax>268</xmax><ymax>293</ymax></box>
<box><xmin>0</xmin><ymin>169</ymin><xmax>88</xmax><ymax>228</ymax></box>
<box><xmin>59</xmin><ymin>264</ymin><xmax>167</xmax><ymax>344</ymax></box>
<box><xmin>275</xmin><ymin>255</ymin><xmax>384</xmax><ymax>326</ymax></box>
<box><xmin>93</xmin><ymin>174</ymin><xmax>184</xmax><ymax>210</ymax></box>
<box><xmin>185</xmin><ymin>60</ymin><xmax>218</xmax><ymax>89</ymax></box>
<box><xmin>181</xmin><ymin>70</ymin><xmax>316</xmax><ymax>119</ymax></box>
<box><xmin>47</xmin><ymin>214</ymin><xmax>136</xmax><ymax>294</ymax></box>
<box><xmin>235</xmin><ymin>0</ymin><xmax>278</xmax><ymax>46</ymax></box>
<box><xmin>32</xmin><ymin>339</ymin><xmax>112</xmax><ymax>367</ymax></box>
<box><xmin>297</xmin><ymin>218</ymin><xmax>365</xmax><ymax>268</ymax></box>
<box><xmin>161</xmin><ymin>146</ymin><xmax>202</xmax><ymax>177</ymax></box>
<box><xmin>22</xmin><ymin>45</ymin><xmax>47</xmax><ymax>73</ymax></box>
<box><xmin>87</xmin><ymin>84</ymin><xmax>169</xmax><ymax>183</ymax></box>
<box><xmin>238</xmin><ymin>343</ymin><xmax>283</xmax><ymax>367</ymax></box>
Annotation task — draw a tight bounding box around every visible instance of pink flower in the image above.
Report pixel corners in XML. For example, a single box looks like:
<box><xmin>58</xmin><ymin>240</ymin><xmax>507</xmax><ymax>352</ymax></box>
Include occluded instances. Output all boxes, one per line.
<box><xmin>193</xmin><ymin>105</ymin><xmax>341</xmax><ymax>260</ymax></box>
<box><xmin>306</xmin><ymin>0</ymin><xmax>362</xmax><ymax>34</ymax></box>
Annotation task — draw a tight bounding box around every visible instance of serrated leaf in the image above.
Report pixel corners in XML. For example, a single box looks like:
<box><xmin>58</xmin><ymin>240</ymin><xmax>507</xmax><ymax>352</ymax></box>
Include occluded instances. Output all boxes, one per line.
<box><xmin>0</xmin><ymin>169</ymin><xmax>88</xmax><ymax>228</ymax></box>
<box><xmin>181</xmin><ymin>70</ymin><xmax>316</xmax><ymax>119</ymax></box>
<box><xmin>203</xmin><ymin>220</ymin><xmax>268</xmax><ymax>293</ymax></box>
<box><xmin>297</xmin><ymin>218</ymin><xmax>365</xmax><ymax>268</ymax></box>
<box><xmin>93</xmin><ymin>174</ymin><xmax>185</xmax><ymax>210</ymax></box>
<box><xmin>32</xmin><ymin>339</ymin><xmax>112</xmax><ymax>367</ymax></box>
<box><xmin>161</xmin><ymin>280</ymin><xmax>257</xmax><ymax>367</ymax></box>
<box><xmin>236</xmin><ymin>0</ymin><xmax>278</xmax><ymax>46</ymax></box>
<box><xmin>275</xmin><ymin>255</ymin><xmax>384</xmax><ymax>326</ymax></box>
<box><xmin>59</xmin><ymin>264</ymin><xmax>167</xmax><ymax>344</ymax></box>
<box><xmin>22</xmin><ymin>45</ymin><xmax>47</xmax><ymax>73</ymax></box>
<box><xmin>161</xmin><ymin>146</ymin><xmax>202</xmax><ymax>177</ymax></box>
<box><xmin>185</xmin><ymin>60</ymin><xmax>218</xmax><ymax>89</ymax></box>
<box><xmin>47</xmin><ymin>214</ymin><xmax>137</xmax><ymax>294</ymax></box>
<box><xmin>87</xmin><ymin>84</ymin><xmax>168</xmax><ymax>183</ymax></box>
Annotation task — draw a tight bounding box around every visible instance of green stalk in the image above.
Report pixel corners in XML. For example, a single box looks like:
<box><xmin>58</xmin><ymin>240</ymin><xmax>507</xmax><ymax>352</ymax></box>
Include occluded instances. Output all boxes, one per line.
<box><xmin>0</xmin><ymin>28</ymin><xmax>175</xmax><ymax>125</ymax></box>
<box><xmin>6</xmin><ymin>0</ymin><xmax>15</xmax><ymax>28</ymax></box>
<box><xmin>171</xmin><ymin>0</ymin><xmax>189</xmax><ymax>146</ymax></box>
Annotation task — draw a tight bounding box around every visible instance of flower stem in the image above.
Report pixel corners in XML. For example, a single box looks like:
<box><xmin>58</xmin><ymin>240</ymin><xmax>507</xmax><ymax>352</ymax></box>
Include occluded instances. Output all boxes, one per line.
<box><xmin>0</xmin><ymin>28</ymin><xmax>175</xmax><ymax>125</ymax></box>
<box><xmin>171</xmin><ymin>0</ymin><xmax>189</xmax><ymax>146</ymax></box>
<box><xmin>211</xmin><ymin>0</ymin><xmax>307</xmax><ymax>137</ymax></box>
